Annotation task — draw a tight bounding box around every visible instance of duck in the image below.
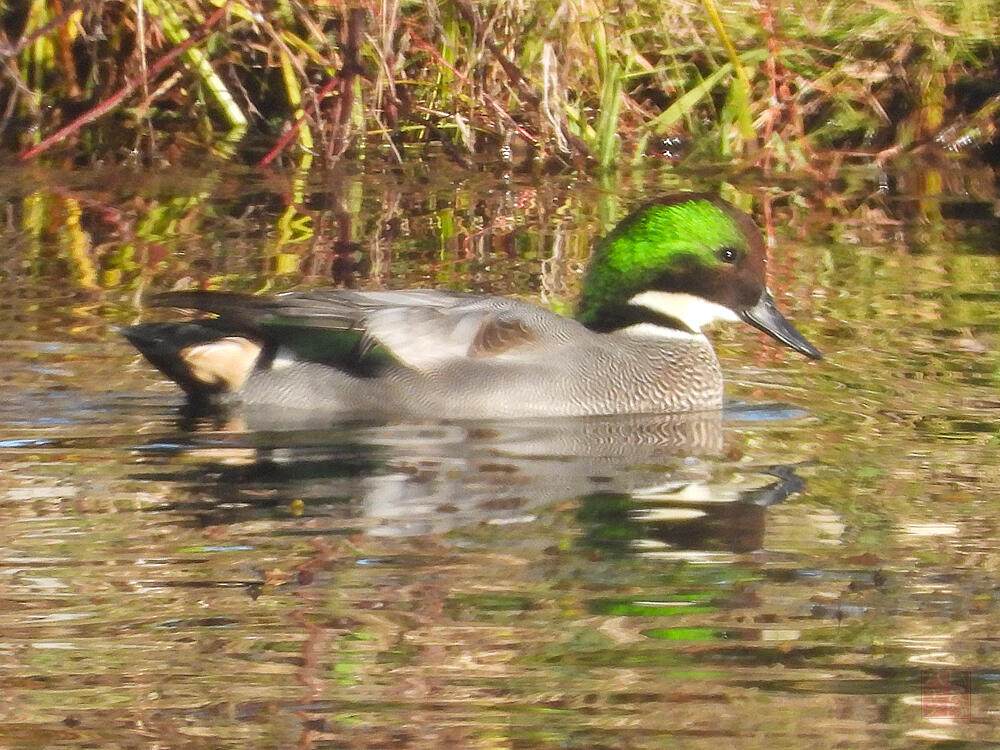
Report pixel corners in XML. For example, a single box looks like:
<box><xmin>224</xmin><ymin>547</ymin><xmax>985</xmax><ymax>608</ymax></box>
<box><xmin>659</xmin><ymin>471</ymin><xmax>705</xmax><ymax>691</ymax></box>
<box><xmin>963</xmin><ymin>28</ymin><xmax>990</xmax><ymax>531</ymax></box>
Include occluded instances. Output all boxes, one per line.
<box><xmin>123</xmin><ymin>193</ymin><xmax>821</xmax><ymax>419</ymax></box>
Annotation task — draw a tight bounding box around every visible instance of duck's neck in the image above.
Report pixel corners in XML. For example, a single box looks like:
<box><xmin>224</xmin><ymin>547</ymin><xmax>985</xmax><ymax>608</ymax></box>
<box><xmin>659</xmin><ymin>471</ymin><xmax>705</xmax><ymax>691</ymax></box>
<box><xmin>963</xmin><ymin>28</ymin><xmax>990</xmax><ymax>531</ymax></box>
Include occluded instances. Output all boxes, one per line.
<box><xmin>577</xmin><ymin>279</ymin><xmax>742</xmax><ymax>338</ymax></box>
<box><xmin>575</xmin><ymin>296</ymin><xmax>691</xmax><ymax>335</ymax></box>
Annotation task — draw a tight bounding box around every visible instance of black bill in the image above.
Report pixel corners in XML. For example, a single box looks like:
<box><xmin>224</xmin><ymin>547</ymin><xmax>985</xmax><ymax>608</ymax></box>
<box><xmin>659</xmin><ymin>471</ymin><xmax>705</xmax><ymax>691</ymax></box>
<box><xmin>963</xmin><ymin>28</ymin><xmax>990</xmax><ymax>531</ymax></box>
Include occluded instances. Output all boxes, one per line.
<box><xmin>740</xmin><ymin>289</ymin><xmax>822</xmax><ymax>360</ymax></box>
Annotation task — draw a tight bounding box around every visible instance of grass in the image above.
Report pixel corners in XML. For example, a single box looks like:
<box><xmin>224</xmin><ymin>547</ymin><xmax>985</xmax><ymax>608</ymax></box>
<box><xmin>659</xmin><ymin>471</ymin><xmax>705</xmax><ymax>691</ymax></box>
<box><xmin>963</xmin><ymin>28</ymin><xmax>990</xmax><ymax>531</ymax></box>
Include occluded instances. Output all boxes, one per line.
<box><xmin>1</xmin><ymin>0</ymin><xmax>998</xmax><ymax>172</ymax></box>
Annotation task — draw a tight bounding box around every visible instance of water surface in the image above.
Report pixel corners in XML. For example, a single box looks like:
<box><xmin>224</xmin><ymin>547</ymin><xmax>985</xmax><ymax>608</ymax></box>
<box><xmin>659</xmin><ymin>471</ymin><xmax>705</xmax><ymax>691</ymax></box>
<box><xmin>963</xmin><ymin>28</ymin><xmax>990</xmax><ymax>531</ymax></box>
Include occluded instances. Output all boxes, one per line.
<box><xmin>0</xmin><ymin>160</ymin><xmax>997</xmax><ymax>748</ymax></box>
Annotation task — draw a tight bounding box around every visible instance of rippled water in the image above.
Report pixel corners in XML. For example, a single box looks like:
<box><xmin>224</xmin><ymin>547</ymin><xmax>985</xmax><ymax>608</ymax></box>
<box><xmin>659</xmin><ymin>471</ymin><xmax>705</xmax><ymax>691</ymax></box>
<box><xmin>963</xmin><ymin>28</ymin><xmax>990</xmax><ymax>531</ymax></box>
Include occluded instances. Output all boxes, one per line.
<box><xmin>0</xmin><ymin>161</ymin><xmax>998</xmax><ymax>748</ymax></box>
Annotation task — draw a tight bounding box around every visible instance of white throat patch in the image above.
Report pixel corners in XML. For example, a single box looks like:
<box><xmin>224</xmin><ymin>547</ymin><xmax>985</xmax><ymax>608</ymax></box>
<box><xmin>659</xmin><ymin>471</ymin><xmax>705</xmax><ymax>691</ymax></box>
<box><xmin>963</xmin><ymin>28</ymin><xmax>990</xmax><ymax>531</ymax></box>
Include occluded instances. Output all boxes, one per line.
<box><xmin>627</xmin><ymin>290</ymin><xmax>739</xmax><ymax>332</ymax></box>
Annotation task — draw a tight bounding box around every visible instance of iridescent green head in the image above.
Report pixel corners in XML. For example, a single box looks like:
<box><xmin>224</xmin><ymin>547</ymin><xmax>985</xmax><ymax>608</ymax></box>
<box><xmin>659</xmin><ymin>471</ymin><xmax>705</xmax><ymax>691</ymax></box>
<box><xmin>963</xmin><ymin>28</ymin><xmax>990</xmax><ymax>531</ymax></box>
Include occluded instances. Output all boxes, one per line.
<box><xmin>577</xmin><ymin>194</ymin><xmax>821</xmax><ymax>359</ymax></box>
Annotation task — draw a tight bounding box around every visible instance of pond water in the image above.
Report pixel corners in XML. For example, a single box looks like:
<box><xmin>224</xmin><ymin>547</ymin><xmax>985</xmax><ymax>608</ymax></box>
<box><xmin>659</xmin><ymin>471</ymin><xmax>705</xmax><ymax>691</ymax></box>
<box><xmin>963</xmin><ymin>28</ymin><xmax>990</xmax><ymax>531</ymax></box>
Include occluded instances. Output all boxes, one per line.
<box><xmin>0</xmin><ymin>157</ymin><xmax>998</xmax><ymax>748</ymax></box>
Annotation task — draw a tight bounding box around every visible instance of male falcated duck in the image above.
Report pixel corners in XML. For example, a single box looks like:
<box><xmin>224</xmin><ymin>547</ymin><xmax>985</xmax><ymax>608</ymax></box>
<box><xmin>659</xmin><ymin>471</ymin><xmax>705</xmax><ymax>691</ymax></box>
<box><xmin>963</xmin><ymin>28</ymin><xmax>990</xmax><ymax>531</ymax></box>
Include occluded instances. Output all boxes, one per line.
<box><xmin>124</xmin><ymin>194</ymin><xmax>821</xmax><ymax>419</ymax></box>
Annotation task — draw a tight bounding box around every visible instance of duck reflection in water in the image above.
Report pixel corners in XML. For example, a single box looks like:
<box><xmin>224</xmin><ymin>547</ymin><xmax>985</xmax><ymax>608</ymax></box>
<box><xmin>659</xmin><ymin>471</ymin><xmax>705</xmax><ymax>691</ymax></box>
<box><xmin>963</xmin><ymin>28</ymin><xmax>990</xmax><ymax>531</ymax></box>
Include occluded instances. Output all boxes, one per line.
<box><xmin>138</xmin><ymin>406</ymin><xmax>811</xmax><ymax>554</ymax></box>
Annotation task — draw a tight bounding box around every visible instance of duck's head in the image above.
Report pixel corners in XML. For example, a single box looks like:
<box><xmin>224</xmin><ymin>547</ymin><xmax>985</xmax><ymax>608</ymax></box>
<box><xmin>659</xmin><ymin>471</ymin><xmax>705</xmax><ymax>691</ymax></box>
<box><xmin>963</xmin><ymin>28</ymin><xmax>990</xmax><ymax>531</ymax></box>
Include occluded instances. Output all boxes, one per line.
<box><xmin>576</xmin><ymin>193</ymin><xmax>821</xmax><ymax>360</ymax></box>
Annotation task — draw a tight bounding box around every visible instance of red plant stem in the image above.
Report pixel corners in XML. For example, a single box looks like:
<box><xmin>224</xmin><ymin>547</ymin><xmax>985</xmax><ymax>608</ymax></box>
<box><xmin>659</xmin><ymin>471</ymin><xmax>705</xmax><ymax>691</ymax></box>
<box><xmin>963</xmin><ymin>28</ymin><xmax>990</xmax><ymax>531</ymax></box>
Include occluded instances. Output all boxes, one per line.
<box><xmin>259</xmin><ymin>8</ymin><xmax>365</xmax><ymax>167</ymax></box>
<box><xmin>20</xmin><ymin>1</ymin><xmax>231</xmax><ymax>161</ymax></box>
<box><xmin>759</xmin><ymin>0</ymin><xmax>779</xmax><ymax>174</ymax></box>
<box><xmin>326</xmin><ymin>7</ymin><xmax>366</xmax><ymax>160</ymax></box>
<box><xmin>257</xmin><ymin>76</ymin><xmax>340</xmax><ymax>168</ymax></box>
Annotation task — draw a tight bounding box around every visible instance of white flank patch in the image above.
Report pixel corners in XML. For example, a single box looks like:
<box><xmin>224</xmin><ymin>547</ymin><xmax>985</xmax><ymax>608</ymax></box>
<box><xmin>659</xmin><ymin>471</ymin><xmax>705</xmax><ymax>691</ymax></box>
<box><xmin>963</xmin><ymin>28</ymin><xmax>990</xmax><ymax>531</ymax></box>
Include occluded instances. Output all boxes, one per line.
<box><xmin>180</xmin><ymin>337</ymin><xmax>261</xmax><ymax>390</ymax></box>
<box><xmin>628</xmin><ymin>290</ymin><xmax>738</xmax><ymax>331</ymax></box>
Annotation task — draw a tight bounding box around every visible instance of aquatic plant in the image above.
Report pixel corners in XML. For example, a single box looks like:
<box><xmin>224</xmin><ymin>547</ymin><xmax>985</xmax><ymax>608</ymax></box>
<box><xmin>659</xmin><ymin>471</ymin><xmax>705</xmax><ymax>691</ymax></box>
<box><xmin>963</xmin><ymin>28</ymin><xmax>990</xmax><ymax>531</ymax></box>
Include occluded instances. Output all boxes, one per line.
<box><xmin>2</xmin><ymin>0</ymin><xmax>997</xmax><ymax>171</ymax></box>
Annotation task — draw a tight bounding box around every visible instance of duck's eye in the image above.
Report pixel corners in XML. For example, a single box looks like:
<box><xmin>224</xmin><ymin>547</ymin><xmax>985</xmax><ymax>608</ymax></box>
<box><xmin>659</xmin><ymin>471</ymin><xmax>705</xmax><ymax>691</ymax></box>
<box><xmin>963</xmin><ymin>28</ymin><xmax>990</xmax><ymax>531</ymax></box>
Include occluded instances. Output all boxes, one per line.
<box><xmin>716</xmin><ymin>246</ymin><xmax>739</xmax><ymax>264</ymax></box>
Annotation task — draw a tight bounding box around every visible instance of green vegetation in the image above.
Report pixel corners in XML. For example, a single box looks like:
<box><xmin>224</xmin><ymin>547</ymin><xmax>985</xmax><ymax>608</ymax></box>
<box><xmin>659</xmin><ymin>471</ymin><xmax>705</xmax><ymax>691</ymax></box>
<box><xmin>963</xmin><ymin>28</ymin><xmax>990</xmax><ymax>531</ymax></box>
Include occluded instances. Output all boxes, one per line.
<box><xmin>3</xmin><ymin>0</ymin><xmax>998</xmax><ymax>171</ymax></box>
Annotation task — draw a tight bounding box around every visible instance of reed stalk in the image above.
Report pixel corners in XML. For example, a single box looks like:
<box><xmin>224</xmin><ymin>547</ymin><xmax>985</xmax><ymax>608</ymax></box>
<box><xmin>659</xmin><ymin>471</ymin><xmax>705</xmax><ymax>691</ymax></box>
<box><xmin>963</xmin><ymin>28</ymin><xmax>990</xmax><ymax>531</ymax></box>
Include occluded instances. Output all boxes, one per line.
<box><xmin>4</xmin><ymin>0</ymin><xmax>997</xmax><ymax>172</ymax></box>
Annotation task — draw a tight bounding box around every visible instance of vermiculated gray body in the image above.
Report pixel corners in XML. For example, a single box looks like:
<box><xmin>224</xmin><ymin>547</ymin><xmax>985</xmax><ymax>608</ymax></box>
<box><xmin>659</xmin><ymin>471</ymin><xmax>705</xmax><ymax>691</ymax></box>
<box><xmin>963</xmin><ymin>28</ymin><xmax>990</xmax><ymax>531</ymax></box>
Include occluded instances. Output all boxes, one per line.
<box><xmin>127</xmin><ymin>290</ymin><xmax>725</xmax><ymax>419</ymax></box>
<box><xmin>241</xmin><ymin>321</ymin><xmax>723</xmax><ymax>418</ymax></box>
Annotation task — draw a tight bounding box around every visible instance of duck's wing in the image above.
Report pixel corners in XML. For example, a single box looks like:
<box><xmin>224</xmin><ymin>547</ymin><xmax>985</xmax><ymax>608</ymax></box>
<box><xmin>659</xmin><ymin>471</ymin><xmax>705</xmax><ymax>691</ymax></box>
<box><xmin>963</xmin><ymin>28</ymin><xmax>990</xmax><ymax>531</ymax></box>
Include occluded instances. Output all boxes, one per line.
<box><xmin>145</xmin><ymin>289</ymin><xmax>582</xmax><ymax>374</ymax></box>
<box><xmin>145</xmin><ymin>289</ymin><xmax>470</xmax><ymax>333</ymax></box>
